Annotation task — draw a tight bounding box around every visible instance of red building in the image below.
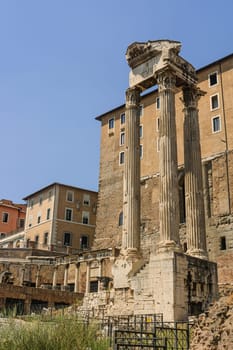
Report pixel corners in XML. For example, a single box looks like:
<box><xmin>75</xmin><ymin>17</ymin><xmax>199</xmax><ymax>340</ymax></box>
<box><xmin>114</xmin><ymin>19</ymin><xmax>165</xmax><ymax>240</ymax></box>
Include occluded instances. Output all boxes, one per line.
<box><xmin>0</xmin><ymin>199</ymin><xmax>26</xmax><ymax>238</ymax></box>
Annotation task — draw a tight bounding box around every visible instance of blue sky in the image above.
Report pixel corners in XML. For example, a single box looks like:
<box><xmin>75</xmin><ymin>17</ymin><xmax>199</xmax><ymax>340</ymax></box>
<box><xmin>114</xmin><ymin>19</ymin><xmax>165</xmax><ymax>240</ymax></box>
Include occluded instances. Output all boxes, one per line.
<box><xmin>0</xmin><ymin>0</ymin><xmax>232</xmax><ymax>203</ymax></box>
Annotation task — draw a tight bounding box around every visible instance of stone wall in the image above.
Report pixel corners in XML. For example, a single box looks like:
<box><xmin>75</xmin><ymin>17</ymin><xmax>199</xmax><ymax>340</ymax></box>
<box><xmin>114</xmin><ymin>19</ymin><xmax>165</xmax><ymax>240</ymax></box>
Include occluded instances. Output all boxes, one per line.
<box><xmin>95</xmin><ymin>149</ymin><xmax>233</xmax><ymax>284</ymax></box>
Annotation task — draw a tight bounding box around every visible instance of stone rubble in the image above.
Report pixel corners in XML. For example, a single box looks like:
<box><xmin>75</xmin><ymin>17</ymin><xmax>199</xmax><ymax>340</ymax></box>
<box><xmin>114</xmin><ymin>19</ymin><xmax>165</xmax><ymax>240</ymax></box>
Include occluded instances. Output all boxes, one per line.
<box><xmin>190</xmin><ymin>285</ymin><xmax>233</xmax><ymax>349</ymax></box>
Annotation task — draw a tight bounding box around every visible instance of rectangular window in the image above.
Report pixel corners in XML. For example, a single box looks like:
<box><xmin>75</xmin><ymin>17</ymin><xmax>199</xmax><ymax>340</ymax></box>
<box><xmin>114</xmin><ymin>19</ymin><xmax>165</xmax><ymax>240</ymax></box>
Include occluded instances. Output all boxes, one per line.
<box><xmin>83</xmin><ymin>194</ymin><xmax>90</xmax><ymax>206</ymax></box>
<box><xmin>29</xmin><ymin>199</ymin><xmax>34</xmax><ymax>208</ymax></box>
<box><xmin>2</xmin><ymin>212</ymin><xmax>9</xmax><ymax>223</ymax></box>
<box><xmin>140</xmin><ymin>145</ymin><xmax>143</xmax><ymax>159</ymax></box>
<box><xmin>210</xmin><ymin>94</ymin><xmax>219</xmax><ymax>110</ymax></box>
<box><xmin>108</xmin><ymin>118</ymin><xmax>115</xmax><ymax>130</ymax></box>
<box><xmin>156</xmin><ymin>118</ymin><xmax>160</xmax><ymax>132</ymax></box>
<box><xmin>82</xmin><ymin>211</ymin><xmax>89</xmax><ymax>225</ymax></box>
<box><xmin>120</xmin><ymin>113</ymin><xmax>125</xmax><ymax>124</ymax></box>
<box><xmin>156</xmin><ymin>97</ymin><xmax>160</xmax><ymax>109</ymax></box>
<box><xmin>64</xmin><ymin>232</ymin><xmax>72</xmax><ymax>246</ymax></box>
<box><xmin>139</xmin><ymin>125</ymin><xmax>143</xmax><ymax>138</ymax></box>
<box><xmin>209</xmin><ymin>72</ymin><xmax>218</xmax><ymax>87</ymax></box>
<box><xmin>120</xmin><ymin>132</ymin><xmax>125</xmax><ymax>146</ymax></box>
<box><xmin>119</xmin><ymin>151</ymin><xmax>124</xmax><ymax>165</ymax></box>
<box><xmin>90</xmin><ymin>281</ymin><xmax>98</xmax><ymax>293</ymax></box>
<box><xmin>48</xmin><ymin>190</ymin><xmax>52</xmax><ymax>201</ymax></box>
<box><xmin>212</xmin><ymin>116</ymin><xmax>221</xmax><ymax>133</ymax></box>
<box><xmin>47</xmin><ymin>208</ymin><xmax>51</xmax><ymax>220</ymax></box>
<box><xmin>39</xmin><ymin>195</ymin><xmax>43</xmax><ymax>205</ymax></box>
<box><xmin>44</xmin><ymin>232</ymin><xmax>48</xmax><ymax>245</ymax></box>
<box><xmin>66</xmin><ymin>191</ymin><xmax>74</xmax><ymax>202</ymax></box>
<box><xmin>37</xmin><ymin>216</ymin><xmax>41</xmax><ymax>224</ymax></box>
<box><xmin>19</xmin><ymin>219</ymin><xmax>25</xmax><ymax>228</ymax></box>
<box><xmin>139</xmin><ymin>104</ymin><xmax>143</xmax><ymax>117</ymax></box>
<box><xmin>80</xmin><ymin>235</ymin><xmax>89</xmax><ymax>249</ymax></box>
<box><xmin>65</xmin><ymin>208</ymin><xmax>73</xmax><ymax>221</ymax></box>
<box><xmin>220</xmin><ymin>236</ymin><xmax>226</xmax><ymax>250</ymax></box>
<box><xmin>35</xmin><ymin>235</ymin><xmax>39</xmax><ymax>247</ymax></box>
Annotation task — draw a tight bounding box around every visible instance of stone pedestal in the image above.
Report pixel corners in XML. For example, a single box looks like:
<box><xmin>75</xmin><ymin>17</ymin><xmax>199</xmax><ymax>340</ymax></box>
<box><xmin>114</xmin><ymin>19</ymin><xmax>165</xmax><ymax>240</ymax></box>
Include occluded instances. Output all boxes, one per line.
<box><xmin>130</xmin><ymin>251</ymin><xmax>218</xmax><ymax>321</ymax></box>
<box><xmin>112</xmin><ymin>255</ymin><xmax>144</xmax><ymax>289</ymax></box>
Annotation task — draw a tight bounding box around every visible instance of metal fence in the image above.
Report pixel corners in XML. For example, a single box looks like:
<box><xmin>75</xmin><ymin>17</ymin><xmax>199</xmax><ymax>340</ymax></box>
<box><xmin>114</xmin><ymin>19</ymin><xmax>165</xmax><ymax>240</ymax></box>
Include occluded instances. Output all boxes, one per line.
<box><xmin>101</xmin><ymin>314</ymin><xmax>190</xmax><ymax>350</ymax></box>
<box><xmin>113</xmin><ymin>329</ymin><xmax>167</xmax><ymax>349</ymax></box>
<box><xmin>0</xmin><ymin>304</ymin><xmax>191</xmax><ymax>350</ymax></box>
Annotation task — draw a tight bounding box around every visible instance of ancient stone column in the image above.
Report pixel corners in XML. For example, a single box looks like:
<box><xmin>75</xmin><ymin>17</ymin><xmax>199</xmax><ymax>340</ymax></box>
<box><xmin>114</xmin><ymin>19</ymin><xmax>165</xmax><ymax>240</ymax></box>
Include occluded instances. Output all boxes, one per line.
<box><xmin>52</xmin><ymin>266</ymin><xmax>57</xmax><ymax>289</ymax></box>
<box><xmin>63</xmin><ymin>264</ymin><xmax>69</xmax><ymax>287</ymax></box>
<box><xmin>182</xmin><ymin>86</ymin><xmax>207</xmax><ymax>259</ymax></box>
<box><xmin>24</xmin><ymin>298</ymin><xmax>31</xmax><ymax>314</ymax></box>
<box><xmin>122</xmin><ymin>86</ymin><xmax>141</xmax><ymax>256</ymax></box>
<box><xmin>20</xmin><ymin>266</ymin><xmax>25</xmax><ymax>286</ymax></box>
<box><xmin>35</xmin><ymin>265</ymin><xmax>40</xmax><ymax>288</ymax></box>
<box><xmin>98</xmin><ymin>259</ymin><xmax>102</xmax><ymax>292</ymax></box>
<box><xmin>157</xmin><ymin>70</ymin><xmax>181</xmax><ymax>250</ymax></box>
<box><xmin>85</xmin><ymin>261</ymin><xmax>90</xmax><ymax>294</ymax></box>
<box><xmin>74</xmin><ymin>263</ymin><xmax>80</xmax><ymax>293</ymax></box>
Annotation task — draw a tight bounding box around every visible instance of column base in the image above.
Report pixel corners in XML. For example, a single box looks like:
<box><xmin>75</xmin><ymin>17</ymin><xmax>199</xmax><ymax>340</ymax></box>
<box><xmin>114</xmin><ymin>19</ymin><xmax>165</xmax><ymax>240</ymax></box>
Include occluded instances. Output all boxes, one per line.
<box><xmin>157</xmin><ymin>240</ymin><xmax>182</xmax><ymax>253</ymax></box>
<box><xmin>120</xmin><ymin>248</ymin><xmax>140</xmax><ymax>261</ymax></box>
<box><xmin>186</xmin><ymin>248</ymin><xmax>208</xmax><ymax>260</ymax></box>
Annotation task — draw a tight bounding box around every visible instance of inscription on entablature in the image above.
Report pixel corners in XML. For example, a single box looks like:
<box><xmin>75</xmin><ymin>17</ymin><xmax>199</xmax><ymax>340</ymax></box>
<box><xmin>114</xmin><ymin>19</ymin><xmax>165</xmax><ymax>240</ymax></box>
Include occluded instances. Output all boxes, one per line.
<box><xmin>129</xmin><ymin>55</ymin><xmax>161</xmax><ymax>88</ymax></box>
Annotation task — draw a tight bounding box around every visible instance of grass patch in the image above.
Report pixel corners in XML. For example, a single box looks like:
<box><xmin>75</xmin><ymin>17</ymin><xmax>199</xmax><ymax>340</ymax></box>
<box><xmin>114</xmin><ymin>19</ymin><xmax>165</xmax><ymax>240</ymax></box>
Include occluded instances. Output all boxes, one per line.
<box><xmin>0</xmin><ymin>316</ymin><xmax>110</xmax><ymax>350</ymax></box>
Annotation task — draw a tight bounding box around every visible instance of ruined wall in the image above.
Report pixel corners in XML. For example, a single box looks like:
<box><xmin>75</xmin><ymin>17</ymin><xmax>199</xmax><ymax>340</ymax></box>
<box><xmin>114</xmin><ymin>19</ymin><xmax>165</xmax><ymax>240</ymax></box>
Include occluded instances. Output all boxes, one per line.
<box><xmin>0</xmin><ymin>262</ymin><xmax>65</xmax><ymax>287</ymax></box>
<box><xmin>95</xmin><ymin>146</ymin><xmax>233</xmax><ymax>279</ymax></box>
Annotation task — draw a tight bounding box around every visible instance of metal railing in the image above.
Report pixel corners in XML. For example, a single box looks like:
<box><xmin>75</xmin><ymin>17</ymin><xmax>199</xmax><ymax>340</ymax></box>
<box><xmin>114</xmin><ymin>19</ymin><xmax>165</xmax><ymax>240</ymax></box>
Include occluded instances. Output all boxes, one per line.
<box><xmin>113</xmin><ymin>329</ymin><xmax>167</xmax><ymax>349</ymax></box>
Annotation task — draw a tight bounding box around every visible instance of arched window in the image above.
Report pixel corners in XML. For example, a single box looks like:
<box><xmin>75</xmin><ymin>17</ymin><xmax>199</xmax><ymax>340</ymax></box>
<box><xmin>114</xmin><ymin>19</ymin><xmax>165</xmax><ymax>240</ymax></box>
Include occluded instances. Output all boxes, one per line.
<box><xmin>119</xmin><ymin>212</ymin><xmax>123</xmax><ymax>226</ymax></box>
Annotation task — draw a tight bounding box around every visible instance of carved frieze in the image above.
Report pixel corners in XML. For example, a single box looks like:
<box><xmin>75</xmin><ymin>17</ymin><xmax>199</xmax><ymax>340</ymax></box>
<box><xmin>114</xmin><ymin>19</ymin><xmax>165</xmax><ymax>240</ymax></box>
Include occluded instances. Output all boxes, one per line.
<box><xmin>126</xmin><ymin>40</ymin><xmax>181</xmax><ymax>68</ymax></box>
<box><xmin>126</xmin><ymin>39</ymin><xmax>197</xmax><ymax>90</ymax></box>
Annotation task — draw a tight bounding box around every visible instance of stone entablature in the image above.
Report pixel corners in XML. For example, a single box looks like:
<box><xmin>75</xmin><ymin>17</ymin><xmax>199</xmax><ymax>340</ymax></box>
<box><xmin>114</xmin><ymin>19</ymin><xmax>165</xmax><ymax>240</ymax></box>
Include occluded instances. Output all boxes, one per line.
<box><xmin>126</xmin><ymin>40</ymin><xmax>196</xmax><ymax>90</ymax></box>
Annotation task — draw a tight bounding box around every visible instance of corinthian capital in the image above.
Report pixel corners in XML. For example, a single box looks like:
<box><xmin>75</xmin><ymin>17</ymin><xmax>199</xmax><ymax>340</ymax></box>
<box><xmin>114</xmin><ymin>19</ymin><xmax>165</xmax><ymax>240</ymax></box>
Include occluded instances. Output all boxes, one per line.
<box><xmin>125</xmin><ymin>87</ymin><xmax>141</xmax><ymax>109</ymax></box>
<box><xmin>157</xmin><ymin>70</ymin><xmax>176</xmax><ymax>92</ymax></box>
<box><xmin>182</xmin><ymin>86</ymin><xmax>205</xmax><ymax>109</ymax></box>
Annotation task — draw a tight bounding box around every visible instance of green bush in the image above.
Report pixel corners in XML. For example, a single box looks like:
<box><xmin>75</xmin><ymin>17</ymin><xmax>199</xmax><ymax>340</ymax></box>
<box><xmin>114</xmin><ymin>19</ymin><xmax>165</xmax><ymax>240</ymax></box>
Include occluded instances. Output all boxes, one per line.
<box><xmin>0</xmin><ymin>317</ymin><xmax>110</xmax><ymax>350</ymax></box>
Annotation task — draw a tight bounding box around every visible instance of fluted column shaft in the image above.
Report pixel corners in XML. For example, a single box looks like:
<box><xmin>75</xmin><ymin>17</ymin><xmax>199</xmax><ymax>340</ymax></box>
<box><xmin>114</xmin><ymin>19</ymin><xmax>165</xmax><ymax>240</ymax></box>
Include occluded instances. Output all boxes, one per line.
<box><xmin>98</xmin><ymin>259</ymin><xmax>102</xmax><ymax>292</ymax></box>
<box><xmin>52</xmin><ymin>266</ymin><xmax>57</xmax><ymax>289</ymax></box>
<box><xmin>63</xmin><ymin>264</ymin><xmax>69</xmax><ymax>287</ymax></box>
<box><xmin>85</xmin><ymin>262</ymin><xmax>90</xmax><ymax>293</ymax></box>
<box><xmin>157</xmin><ymin>70</ymin><xmax>180</xmax><ymax>249</ymax></box>
<box><xmin>122</xmin><ymin>87</ymin><xmax>141</xmax><ymax>255</ymax></box>
<box><xmin>74</xmin><ymin>263</ymin><xmax>80</xmax><ymax>293</ymax></box>
<box><xmin>35</xmin><ymin>266</ymin><xmax>40</xmax><ymax>288</ymax></box>
<box><xmin>182</xmin><ymin>86</ymin><xmax>207</xmax><ymax>258</ymax></box>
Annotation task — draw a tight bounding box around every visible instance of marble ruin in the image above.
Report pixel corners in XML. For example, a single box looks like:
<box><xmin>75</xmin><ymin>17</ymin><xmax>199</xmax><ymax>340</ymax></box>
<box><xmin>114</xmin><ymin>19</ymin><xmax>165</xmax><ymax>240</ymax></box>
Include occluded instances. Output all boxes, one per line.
<box><xmin>0</xmin><ymin>40</ymin><xmax>219</xmax><ymax>321</ymax></box>
<box><xmin>111</xmin><ymin>40</ymin><xmax>218</xmax><ymax>321</ymax></box>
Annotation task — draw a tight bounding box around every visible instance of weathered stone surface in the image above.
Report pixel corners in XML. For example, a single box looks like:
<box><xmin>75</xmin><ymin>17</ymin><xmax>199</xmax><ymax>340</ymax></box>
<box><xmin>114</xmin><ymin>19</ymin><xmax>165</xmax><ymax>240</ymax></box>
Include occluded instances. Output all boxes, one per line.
<box><xmin>190</xmin><ymin>286</ymin><xmax>233</xmax><ymax>350</ymax></box>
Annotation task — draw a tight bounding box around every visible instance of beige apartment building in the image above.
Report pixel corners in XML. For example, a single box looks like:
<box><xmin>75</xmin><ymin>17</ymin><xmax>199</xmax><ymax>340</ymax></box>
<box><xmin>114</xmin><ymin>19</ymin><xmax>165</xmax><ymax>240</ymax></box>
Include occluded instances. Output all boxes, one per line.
<box><xmin>23</xmin><ymin>183</ymin><xmax>98</xmax><ymax>253</ymax></box>
<box><xmin>95</xmin><ymin>53</ymin><xmax>233</xmax><ymax>280</ymax></box>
